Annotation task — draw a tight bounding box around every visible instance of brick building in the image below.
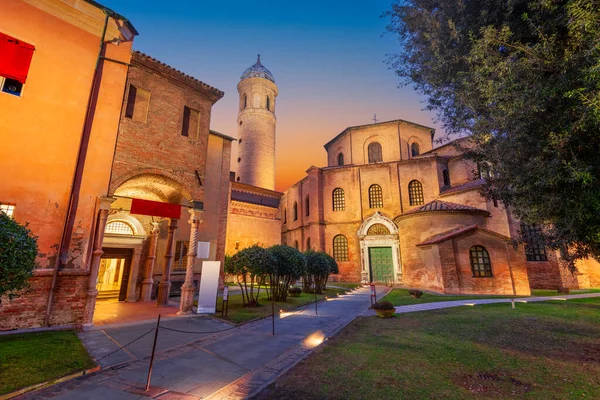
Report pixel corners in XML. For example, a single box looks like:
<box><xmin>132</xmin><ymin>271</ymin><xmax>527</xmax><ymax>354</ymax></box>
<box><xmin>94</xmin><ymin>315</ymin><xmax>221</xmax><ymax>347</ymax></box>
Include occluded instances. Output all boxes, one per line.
<box><xmin>225</xmin><ymin>56</ymin><xmax>282</xmax><ymax>255</ymax></box>
<box><xmin>281</xmin><ymin>120</ymin><xmax>600</xmax><ymax>295</ymax></box>
<box><xmin>0</xmin><ymin>0</ymin><xmax>136</xmax><ymax>330</ymax></box>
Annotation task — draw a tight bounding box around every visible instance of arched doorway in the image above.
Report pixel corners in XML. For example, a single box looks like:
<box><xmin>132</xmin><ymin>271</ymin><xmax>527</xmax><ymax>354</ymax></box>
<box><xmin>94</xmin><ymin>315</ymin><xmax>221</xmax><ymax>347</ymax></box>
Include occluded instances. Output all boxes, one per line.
<box><xmin>357</xmin><ymin>212</ymin><xmax>401</xmax><ymax>284</ymax></box>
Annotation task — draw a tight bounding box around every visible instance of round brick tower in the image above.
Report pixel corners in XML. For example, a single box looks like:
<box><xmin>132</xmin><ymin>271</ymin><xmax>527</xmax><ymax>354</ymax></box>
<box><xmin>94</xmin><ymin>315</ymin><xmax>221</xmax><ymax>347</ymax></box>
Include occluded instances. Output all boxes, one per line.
<box><xmin>236</xmin><ymin>55</ymin><xmax>278</xmax><ymax>190</ymax></box>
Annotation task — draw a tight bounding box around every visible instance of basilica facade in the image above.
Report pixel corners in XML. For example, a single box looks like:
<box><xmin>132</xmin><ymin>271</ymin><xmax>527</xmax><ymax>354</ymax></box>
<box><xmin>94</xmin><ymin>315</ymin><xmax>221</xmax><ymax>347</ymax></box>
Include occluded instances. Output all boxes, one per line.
<box><xmin>280</xmin><ymin>120</ymin><xmax>600</xmax><ymax>295</ymax></box>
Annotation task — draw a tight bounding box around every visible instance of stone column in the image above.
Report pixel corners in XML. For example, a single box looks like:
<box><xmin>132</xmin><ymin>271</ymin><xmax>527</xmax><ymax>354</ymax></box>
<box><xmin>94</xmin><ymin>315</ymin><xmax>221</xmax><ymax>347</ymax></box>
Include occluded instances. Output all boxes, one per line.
<box><xmin>140</xmin><ymin>222</ymin><xmax>160</xmax><ymax>301</ymax></box>
<box><xmin>157</xmin><ymin>218</ymin><xmax>178</xmax><ymax>306</ymax></box>
<box><xmin>126</xmin><ymin>247</ymin><xmax>142</xmax><ymax>302</ymax></box>
<box><xmin>178</xmin><ymin>208</ymin><xmax>204</xmax><ymax>314</ymax></box>
<box><xmin>82</xmin><ymin>196</ymin><xmax>115</xmax><ymax>327</ymax></box>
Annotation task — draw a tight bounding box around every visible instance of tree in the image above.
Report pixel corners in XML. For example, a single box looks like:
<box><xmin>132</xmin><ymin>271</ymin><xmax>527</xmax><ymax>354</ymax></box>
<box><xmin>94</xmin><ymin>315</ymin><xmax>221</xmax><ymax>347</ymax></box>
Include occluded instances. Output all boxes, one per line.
<box><xmin>0</xmin><ymin>213</ymin><xmax>38</xmax><ymax>305</ymax></box>
<box><xmin>226</xmin><ymin>246</ymin><xmax>275</xmax><ymax>307</ymax></box>
<box><xmin>268</xmin><ymin>245</ymin><xmax>306</xmax><ymax>302</ymax></box>
<box><xmin>387</xmin><ymin>0</ymin><xmax>600</xmax><ymax>270</ymax></box>
<box><xmin>303</xmin><ymin>251</ymin><xmax>339</xmax><ymax>294</ymax></box>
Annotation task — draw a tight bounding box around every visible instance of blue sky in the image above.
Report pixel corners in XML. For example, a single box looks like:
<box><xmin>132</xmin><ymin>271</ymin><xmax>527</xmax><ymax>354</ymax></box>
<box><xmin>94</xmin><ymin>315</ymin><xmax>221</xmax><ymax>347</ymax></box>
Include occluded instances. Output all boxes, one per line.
<box><xmin>100</xmin><ymin>0</ymin><xmax>443</xmax><ymax>190</ymax></box>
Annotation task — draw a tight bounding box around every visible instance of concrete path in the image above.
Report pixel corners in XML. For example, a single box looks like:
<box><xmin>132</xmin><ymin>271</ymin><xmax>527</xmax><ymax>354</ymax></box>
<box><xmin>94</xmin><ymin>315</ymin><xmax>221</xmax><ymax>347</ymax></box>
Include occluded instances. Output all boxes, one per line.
<box><xmin>361</xmin><ymin>292</ymin><xmax>600</xmax><ymax>316</ymax></box>
<box><xmin>20</xmin><ymin>286</ymin><xmax>386</xmax><ymax>400</ymax></box>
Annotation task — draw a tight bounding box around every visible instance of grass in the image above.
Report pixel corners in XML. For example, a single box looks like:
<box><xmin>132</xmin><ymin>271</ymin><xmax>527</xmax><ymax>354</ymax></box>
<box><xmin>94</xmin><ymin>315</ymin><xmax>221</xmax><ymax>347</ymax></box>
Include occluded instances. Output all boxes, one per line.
<box><xmin>381</xmin><ymin>288</ymin><xmax>600</xmax><ymax>306</ymax></box>
<box><xmin>327</xmin><ymin>282</ymin><xmax>362</xmax><ymax>290</ymax></box>
<box><xmin>254</xmin><ymin>297</ymin><xmax>600</xmax><ymax>400</ymax></box>
<box><xmin>0</xmin><ymin>330</ymin><xmax>95</xmax><ymax>395</ymax></box>
<box><xmin>212</xmin><ymin>286</ymin><xmax>348</xmax><ymax>324</ymax></box>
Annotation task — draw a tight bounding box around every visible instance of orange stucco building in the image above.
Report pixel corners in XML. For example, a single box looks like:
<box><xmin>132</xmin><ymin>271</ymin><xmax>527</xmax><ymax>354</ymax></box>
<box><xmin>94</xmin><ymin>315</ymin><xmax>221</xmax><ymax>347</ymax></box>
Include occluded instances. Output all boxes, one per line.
<box><xmin>0</xmin><ymin>0</ymin><xmax>137</xmax><ymax>329</ymax></box>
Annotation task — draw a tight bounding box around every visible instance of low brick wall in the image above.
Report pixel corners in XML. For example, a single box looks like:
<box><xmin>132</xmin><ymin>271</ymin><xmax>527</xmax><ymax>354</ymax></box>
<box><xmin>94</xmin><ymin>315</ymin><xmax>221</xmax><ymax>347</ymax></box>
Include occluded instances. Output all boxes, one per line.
<box><xmin>0</xmin><ymin>270</ymin><xmax>88</xmax><ymax>331</ymax></box>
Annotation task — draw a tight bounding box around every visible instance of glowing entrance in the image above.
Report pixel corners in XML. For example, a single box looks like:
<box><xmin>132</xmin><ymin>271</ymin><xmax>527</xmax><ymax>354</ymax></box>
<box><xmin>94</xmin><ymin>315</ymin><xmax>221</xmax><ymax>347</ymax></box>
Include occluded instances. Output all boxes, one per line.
<box><xmin>97</xmin><ymin>258</ymin><xmax>129</xmax><ymax>300</ymax></box>
<box><xmin>368</xmin><ymin>247</ymin><xmax>394</xmax><ymax>284</ymax></box>
<box><xmin>357</xmin><ymin>212</ymin><xmax>402</xmax><ymax>284</ymax></box>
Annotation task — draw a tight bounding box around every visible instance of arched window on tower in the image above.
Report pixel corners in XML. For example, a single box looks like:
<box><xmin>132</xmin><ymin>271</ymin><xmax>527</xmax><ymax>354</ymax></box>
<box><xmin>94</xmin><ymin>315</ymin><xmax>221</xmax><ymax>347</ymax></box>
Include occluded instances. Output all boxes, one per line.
<box><xmin>283</xmin><ymin>208</ymin><xmax>287</xmax><ymax>224</ymax></box>
<box><xmin>293</xmin><ymin>202</ymin><xmax>298</xmax><ymax>221</ymax></box>
<box><xmin>408</xmin><ymin>180</ymin><xmax>424</xmax><ymax>206</ymax></box>
<box><xmin>368</xmin><ymin>184</ymin><xmax>383</xmax><ymax>208</ymax></box>
<box><xmin>411</xmin><ymin>142</ymin><xmax>420</xmax><ymax>157</ymax></box>
<box><xmin>243</xmin><ymin>94</ymin><xmax>247</xmax><ymax>109</ymax></box>
<box><xmin>305</xmin><ymin>196</ymin><xmax>310</xmax><ymax>217</ymax></box>
<box><xmin>368</xmin><ymin>142</ymin><xmax>383</xmax><ymax>163</ymax></box>
<box><xmin>332</xmin><ymin>188</ymin><xmax>345</xmax><ymax>211</ymax></box>
<box><xmin>333</xmin><ymin>235</ymin><xmax>348</xmax><ymax>261</ymax></box>
<box><xmin>306</xmin><ymin>237</ymin><xmax>311</xmax><ymax>251</ymax></box>
<box><xmin>337</xmin><ymin>153</ymin><xmax>344</xmax><ymax>166</ymax></box>
<box><xmin>266</xmin><ymin>96</ymin><xmax>271</xmax><ymax>111</ymax></box>
<box><xmin>294</xmin><ymin>240</ymin><xmax>299</xmax><ymax>250</ymax></box>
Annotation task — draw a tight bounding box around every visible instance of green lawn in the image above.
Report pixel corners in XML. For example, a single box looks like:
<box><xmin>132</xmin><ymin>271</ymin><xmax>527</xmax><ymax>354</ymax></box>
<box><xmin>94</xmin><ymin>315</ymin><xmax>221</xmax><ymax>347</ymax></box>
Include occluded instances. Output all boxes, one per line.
<box><xmin>0</xmin><ymin>330</ymin><xmax>95</xmax><ymax>395</ymax></box>
<box><xmin>212</xmin><ymin>287</ymin><xmax>348</xmax><ymax>324</ymax></box>
<box><xmin>381</xmin><ymin>288</ymin><xmax>600</xmax><ymax>306</ymax></box>
<box><xmin>254</xmin><ymin>298</ymin><xmax>600</xmax><ymax>399</ymax></box>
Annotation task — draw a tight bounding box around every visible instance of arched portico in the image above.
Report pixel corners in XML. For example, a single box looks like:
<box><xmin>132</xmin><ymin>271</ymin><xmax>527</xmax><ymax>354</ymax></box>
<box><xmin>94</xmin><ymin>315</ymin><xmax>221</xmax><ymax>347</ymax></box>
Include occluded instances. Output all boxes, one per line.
<box><xmin>357</xmin><ymin>212</ymin><xmax>402</xmax><ymax>284</ymax></box>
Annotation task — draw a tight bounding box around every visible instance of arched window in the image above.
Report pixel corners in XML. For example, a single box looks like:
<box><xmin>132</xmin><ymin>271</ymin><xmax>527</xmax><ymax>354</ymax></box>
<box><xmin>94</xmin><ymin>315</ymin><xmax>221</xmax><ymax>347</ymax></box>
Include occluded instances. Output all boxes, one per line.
<box><xmin>443</xmin><ymin>169</ymin><xmax>450</xmax><ymax>186</ymax></box>
<box><xmin>306</xmin><ymin>237</ymin><xmax>311</xmax><ymax>251</ymax></box>
<box><xmin>470</xmin><ymin>246</ymin><xmax>493</xmax><ymax>277</ymax></box>
<box><xmin>408</xmin><ymin>180</ymin><xmax>424</xmax><ymax>206</ymax></box>
<box><xmin>283</xmin><ymin>208</ymin><xmax>287</xmax><ymax>224</ymax></box>
<box><xmin>367</xmin><ymin>223</ymin><xmax>390</xmax><ymax>236</ymax></box>
<box><xmin>337</xmin><ymin>153</ymin><xmax>344</xmax><ymax>166</ymax></box>
<box><xmin>411</xmin><ymin>142</ymin><xmax>420</xmax><ymax>157</ymax></box>
<box><xmin>243</xmin><ymin>94</ymin><xmax>247</xmax><ymax>109</ymax></box>
<box><xmin>305</xmin><ymin>196</ymin><xmax>310</xmax><ymax>216</ymax></box>
<box><xmin>368</xmin><ymin>184</ymin><xmax>383</xmax><ymax>208</ymax></box>
<box><xmin>105</xmin><ymin>221</ymin><xmax>134</xmax><ymax>235</ymax></box>
<box><xmin>521</xmin><ymin>223</ymin><xmax>548</xmax><ymax>261</ymax></box>
<box><xmin>333</xmin><ymin>235</ymin><xmax>348</xmax><ymax>261</ymax></box>
<box><xmin>332</xmin><ymin>188</ymin><xmax>345</xmax><ymax>211</ymax></box>
<box><xmin>294</xmin><ymin>240</ymin><xmax>299</xmax><ymax>250</ymax></box>
<box><xmin>368</xmin><ymin>142</ymin><xmax>383</xmax><ymax>163</ymax></box>
<box><xmin>266</xmin><ymin>96</ymin><xmax>271</xmax><ymax>111</ymax></box>
<box><xmin>293</xmin><ymin>202</ymin><xmax>298</xmax><ymax>221</ymax></box>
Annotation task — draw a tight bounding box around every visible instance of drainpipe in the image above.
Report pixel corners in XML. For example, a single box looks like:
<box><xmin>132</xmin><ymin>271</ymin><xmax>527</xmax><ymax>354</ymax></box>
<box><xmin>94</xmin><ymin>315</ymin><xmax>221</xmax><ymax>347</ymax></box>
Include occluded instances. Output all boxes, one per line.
<box><xmin>44</xmin><ymin>12</ymin><xmax>111</xmax><ymax>326</ymax></box>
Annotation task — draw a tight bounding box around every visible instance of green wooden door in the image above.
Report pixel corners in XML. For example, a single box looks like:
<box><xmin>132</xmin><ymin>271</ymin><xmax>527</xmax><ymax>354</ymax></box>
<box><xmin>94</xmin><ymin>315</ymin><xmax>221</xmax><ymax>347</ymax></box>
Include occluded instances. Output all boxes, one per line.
<box><xmin>368</xmin><ymin>247</ymin><xmax>394</xmax><ymax>284</ymax></box>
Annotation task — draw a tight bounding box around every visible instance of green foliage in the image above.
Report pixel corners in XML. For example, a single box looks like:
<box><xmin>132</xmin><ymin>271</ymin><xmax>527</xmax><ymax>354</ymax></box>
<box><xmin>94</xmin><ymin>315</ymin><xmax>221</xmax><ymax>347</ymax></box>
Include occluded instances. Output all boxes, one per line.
<box><xmin>229</xmin><ymin>245</ymin><xmax>276</xmax><ymax>307</ymax></box>
<box><xmin>268</xmin><ymin>245</ymin><xmax>306</xmax><ymax>302</ymax></box>
<box><xmin>0</xmin><ymin>213</ymin><xmax>37</xmax><ymax>304</ymax></box>
<box><xmin>372</xmin><ymin>300</ymin><xmax>395</xmax><ymax>310</ymax></box>
<box><xmin>387</xmin><ymin>0</ymin><xmax>600</xmax><ymax>270</ymax></box>
<box><xmin>303</xmin><ymin>251</ymin><xmax>336</xmax><ymax>294</ymax></box>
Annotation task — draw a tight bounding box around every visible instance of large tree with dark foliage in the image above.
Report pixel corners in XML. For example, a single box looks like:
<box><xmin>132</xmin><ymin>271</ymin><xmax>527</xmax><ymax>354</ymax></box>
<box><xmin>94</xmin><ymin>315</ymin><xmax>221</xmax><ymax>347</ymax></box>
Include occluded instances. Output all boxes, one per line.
<box><xmin>387</xmin><ymin>0</ymin><xmax>600</xmax><ymax>269</ymax></box>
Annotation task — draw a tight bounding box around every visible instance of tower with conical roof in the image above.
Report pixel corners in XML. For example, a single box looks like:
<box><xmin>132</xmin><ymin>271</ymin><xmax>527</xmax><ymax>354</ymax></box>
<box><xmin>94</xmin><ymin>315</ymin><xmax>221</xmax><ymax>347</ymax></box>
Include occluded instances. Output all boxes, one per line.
<box><xmin>236</xmin><ymin>55</ymin><xmax>278</xmax><ymax>190</ymax></box>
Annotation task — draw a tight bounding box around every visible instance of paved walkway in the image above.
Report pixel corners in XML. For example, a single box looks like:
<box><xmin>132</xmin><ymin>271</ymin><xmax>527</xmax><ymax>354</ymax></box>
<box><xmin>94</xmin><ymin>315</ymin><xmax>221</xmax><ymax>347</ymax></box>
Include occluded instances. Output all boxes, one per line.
<box><xmin>20</xmin><ymin>286</ymin><xmax>386</xmax><ymax>400</ymax></box>
<box><xmin>360</xmin><ymin>292</ymin><xmax>600</xmax><ymax>316</ymax></box>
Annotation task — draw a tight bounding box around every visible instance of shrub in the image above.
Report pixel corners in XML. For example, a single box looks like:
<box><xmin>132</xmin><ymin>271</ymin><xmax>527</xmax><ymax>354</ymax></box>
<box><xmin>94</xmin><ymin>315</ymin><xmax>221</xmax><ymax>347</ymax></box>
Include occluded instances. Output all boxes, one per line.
<box><xmin>409</xmin><ymin>289</ymin><xmax>423</xmax><ymax>299</ymax></box>
<box><xmin>0</xmin><ymin>213</ymin><xmax>38</xmax><ymax>305</ymax></box>
<box><xmin>288</xmin><ymin>287</ymin><xmax>302</xmax><ymax>294</ymax></box>
<box><xmin>228</xmin><ymin>246</ymin><xmax>276</xmax><ymax>307</ymax></box>
<box><xmin>372</xmin><ymin>300</ymin><xmax>395</xmax><ymax>310</ymax></box>
<box><xmin>268</xmin><ymin>245</ymin><xmax>306</xmax><ymax>302</ymax></box>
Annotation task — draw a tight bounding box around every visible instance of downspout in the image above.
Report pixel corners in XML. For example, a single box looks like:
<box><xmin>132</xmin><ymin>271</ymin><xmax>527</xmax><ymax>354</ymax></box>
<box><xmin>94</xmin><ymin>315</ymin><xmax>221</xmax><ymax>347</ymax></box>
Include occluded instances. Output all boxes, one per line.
<box><xmin>44</xmin><ymin>12</ymin><xmax>111</xmax><ymax>326</ymax></box>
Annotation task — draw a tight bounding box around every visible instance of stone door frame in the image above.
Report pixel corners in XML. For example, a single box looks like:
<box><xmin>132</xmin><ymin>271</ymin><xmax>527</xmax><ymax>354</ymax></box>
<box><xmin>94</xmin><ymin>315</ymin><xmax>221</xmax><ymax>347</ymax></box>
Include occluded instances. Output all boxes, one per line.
<box><xmin>357</xmin><ymin>212</ymin><xmax>402</xmax><ymax>284</ymax></box>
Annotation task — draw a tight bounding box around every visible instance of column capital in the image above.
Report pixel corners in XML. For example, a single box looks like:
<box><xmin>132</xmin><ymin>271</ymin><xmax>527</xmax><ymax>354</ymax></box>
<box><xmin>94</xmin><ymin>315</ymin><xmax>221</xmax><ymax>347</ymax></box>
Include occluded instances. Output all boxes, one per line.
<box><xmin>98</xmin><ymin>196</ymin><xmax>116</xmax><ymax>211</ymax></box>
<box><xmin>188</xmin><ymin>207</ymin><xmax>204</xmax><ymax>224</ymax></box>
<box><xmin>168</xmin><ymin>218</ymin><xmax>178</xmax><ymax>230</ymax></box>
<box><xmin>150</xmin><ymin>221</ymin><xmax>160</xmax><ymax>234</ymax></box>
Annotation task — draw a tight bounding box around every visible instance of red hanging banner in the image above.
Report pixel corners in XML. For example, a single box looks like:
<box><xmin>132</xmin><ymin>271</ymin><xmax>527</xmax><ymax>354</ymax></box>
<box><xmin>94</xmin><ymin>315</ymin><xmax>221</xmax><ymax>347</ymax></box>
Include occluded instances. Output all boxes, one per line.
<box><xmin>0</xmin><ymin>33</ymin><xmax>35</xmax><ymax>84</ymax></box>
<box><xmin>130</xmin><ymin>198</ymin><xmax>181</xmax><ymax>219</ymax></box>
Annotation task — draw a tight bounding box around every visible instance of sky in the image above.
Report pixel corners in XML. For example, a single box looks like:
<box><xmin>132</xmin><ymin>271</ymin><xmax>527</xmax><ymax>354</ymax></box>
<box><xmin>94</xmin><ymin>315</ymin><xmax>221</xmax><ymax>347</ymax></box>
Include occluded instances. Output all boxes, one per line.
<box><xmin>100</xmin><ymin>0</ymin><xmax>443</xmax><ymax>192</ymax></box>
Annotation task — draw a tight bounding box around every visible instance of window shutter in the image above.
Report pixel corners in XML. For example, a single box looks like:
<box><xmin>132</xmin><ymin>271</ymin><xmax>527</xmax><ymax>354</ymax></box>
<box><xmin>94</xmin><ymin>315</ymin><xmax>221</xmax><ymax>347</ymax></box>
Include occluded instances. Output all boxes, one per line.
<box><xmin>0</xmin><ymin>33</ymin><xmax>35</xmax><ymax>84</ymax></box>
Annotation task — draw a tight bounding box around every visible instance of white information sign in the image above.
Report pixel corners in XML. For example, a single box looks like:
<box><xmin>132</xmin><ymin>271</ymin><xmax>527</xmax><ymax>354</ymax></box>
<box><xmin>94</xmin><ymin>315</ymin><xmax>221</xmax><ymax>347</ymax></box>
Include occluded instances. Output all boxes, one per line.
<box><xmin>223</xmin><ymin>285</ymin><xmax>229</xmax><ymax>301</ymax></box>
<box><xmin>196</xmin><ymin>241</ymin><xmax>210</xmax><ymax>259</ymax></box>
<box><xmin>197</xmin><ymin>261</ymin><xmax>220</xmax><ymax>314</ymax></box>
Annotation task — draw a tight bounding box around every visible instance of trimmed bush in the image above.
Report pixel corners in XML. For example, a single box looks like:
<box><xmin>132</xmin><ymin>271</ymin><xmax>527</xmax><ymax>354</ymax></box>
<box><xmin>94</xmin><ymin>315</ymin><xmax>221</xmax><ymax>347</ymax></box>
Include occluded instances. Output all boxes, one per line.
<box><xmin>372</xmin><ymin>300</ymin><xmax>395</xmax><ymax>310</ymax></box>
<box><xmin>0</xmin><ymin>213</ymin><xmax>38</xmax><ymax>305</ymax></box>
<box><xmin>268</xmin><ymin>245</ymin><xmax>306</xmax><ymax>302</ymax></box>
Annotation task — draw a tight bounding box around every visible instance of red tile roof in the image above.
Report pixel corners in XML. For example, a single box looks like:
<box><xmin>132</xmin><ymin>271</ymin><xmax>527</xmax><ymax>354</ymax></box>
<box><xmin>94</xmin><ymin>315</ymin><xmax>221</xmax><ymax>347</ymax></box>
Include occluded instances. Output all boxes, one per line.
<box><xmin>440</xmin><ymin>179</ymin><xmax>486</xmax><ymax>196</ymax></box>
<box><xmin>401</xmin><ymin>200</ymin><xmax>488</xmax><ymax>216</ymax></box>
<box><xmin>417</xmin><ymin>224</ymin><xmax>512</xmax><ymax>246</ymax></box>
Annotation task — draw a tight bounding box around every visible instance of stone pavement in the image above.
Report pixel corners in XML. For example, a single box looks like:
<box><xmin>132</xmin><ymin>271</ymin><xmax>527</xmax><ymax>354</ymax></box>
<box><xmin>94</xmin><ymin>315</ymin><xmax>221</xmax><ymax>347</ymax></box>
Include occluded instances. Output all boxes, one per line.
<box><xmin>19</xmin><ymin>286</ymin><xmax>386</xmax><ymax>400</ymax></box>
<box><xmin>360</xmin><ymin>292</ymin><xmax>600</xmax><ymax>316</ymax></box>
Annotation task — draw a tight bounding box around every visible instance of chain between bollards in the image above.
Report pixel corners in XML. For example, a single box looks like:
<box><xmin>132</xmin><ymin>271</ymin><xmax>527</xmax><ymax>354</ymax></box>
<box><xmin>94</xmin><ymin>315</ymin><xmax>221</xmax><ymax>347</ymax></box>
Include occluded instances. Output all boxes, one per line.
<box><xmin>145</xmin><ymin>314</ymin><xmax>161</xmax><ymax>392</ymax></box>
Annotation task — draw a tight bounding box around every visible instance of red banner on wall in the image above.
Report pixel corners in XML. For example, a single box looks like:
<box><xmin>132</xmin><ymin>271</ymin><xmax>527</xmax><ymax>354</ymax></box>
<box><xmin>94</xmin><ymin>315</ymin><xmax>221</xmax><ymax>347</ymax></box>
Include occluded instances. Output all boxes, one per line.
<box><xmin>0</xmin><ymin>33</ymin><xmax>35</xmax><ymax>84</ymax></box>
<box><xmin>130</xmin><ymin>198</ymin><xmax>181</xmax><ymax>219</ymax></box>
